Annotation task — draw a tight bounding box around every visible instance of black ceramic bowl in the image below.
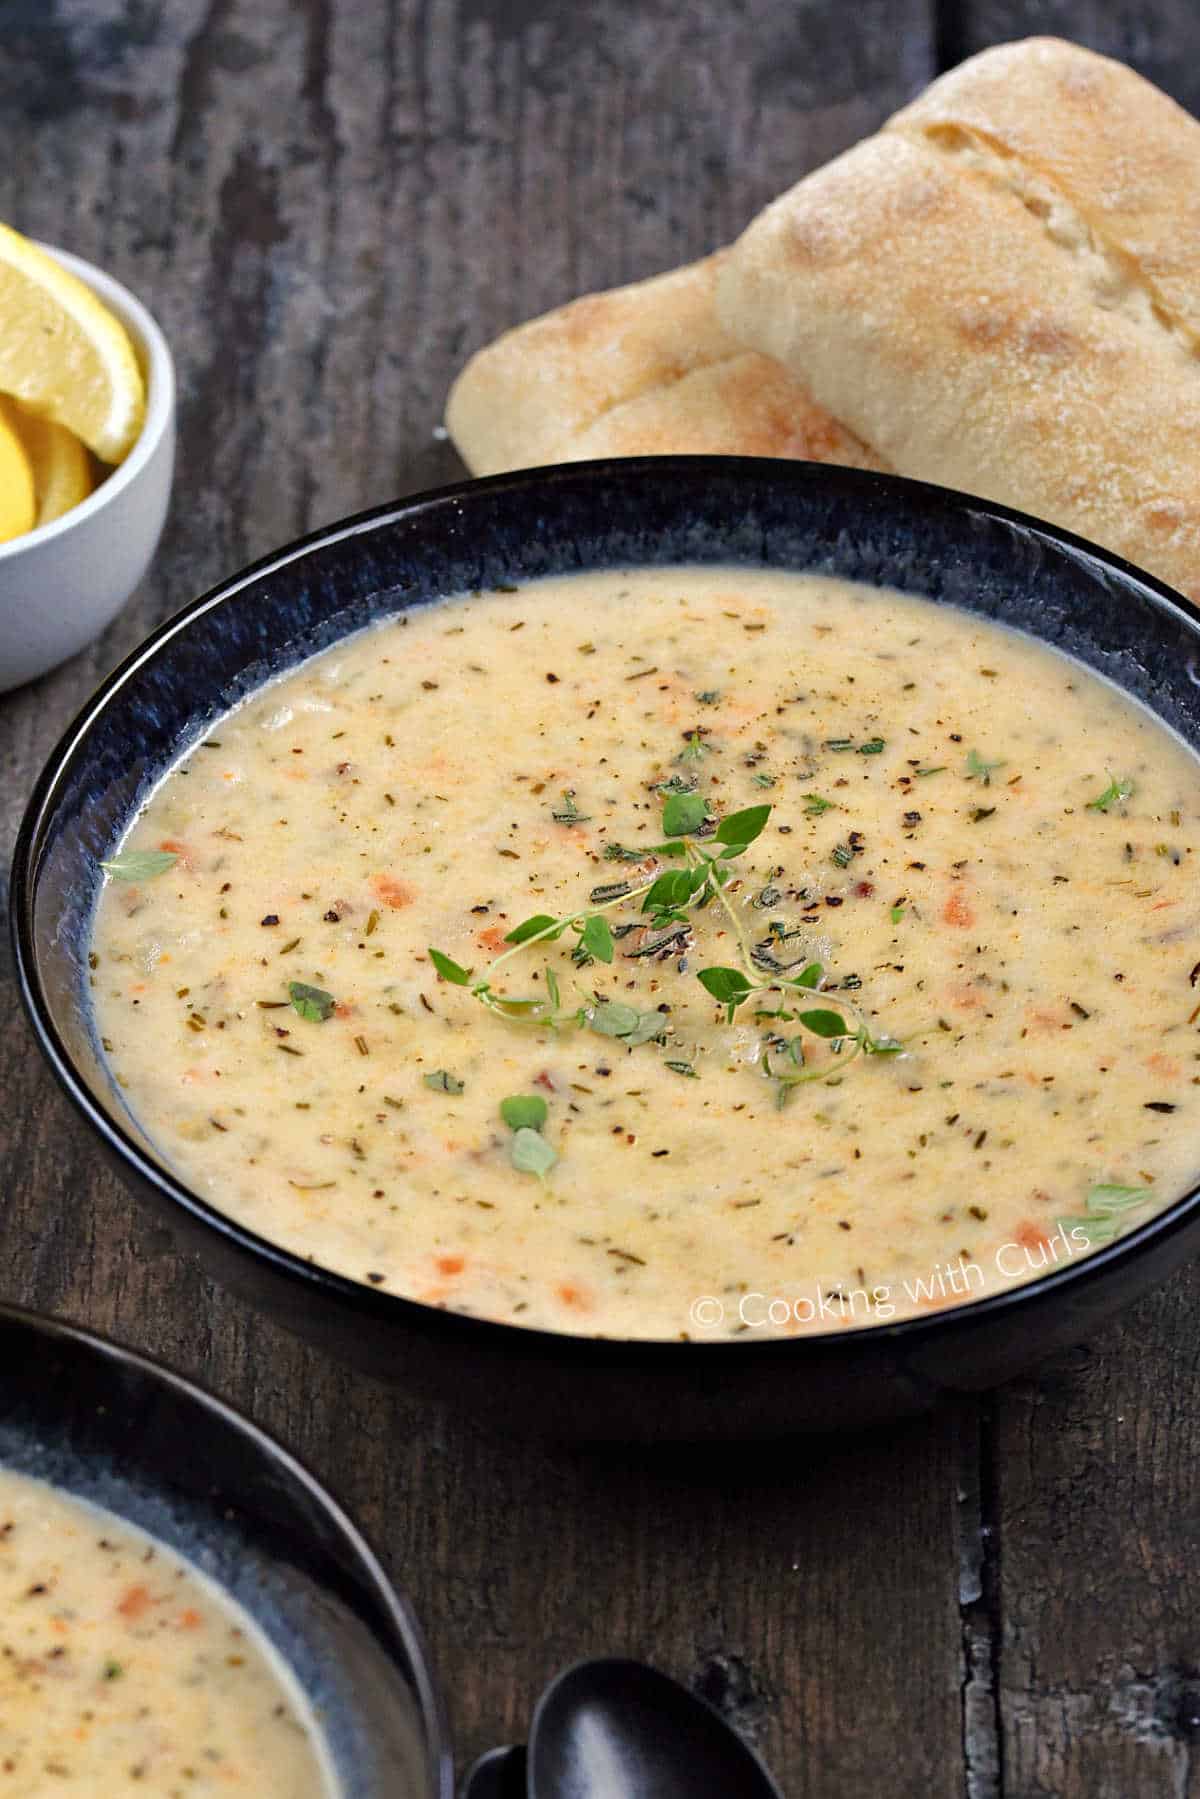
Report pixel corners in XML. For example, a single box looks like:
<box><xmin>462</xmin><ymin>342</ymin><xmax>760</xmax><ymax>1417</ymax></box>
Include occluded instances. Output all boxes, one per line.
<box><xmin>0</xmin><ymin>1303</ymin><xmax>451</xmax><ymax>1794</ymax></box>
<box><xmin>13</xmin><ymin>459</ymin><xmax>1200</xmax><ymax>1439</ymax></box>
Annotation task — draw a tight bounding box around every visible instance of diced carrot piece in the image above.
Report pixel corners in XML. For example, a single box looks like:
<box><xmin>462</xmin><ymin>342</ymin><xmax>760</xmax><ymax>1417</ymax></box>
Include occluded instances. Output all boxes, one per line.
<box><xmin>942</xmin><ymin>889</ymin><xmax>974</xmax><ymax>928</ymax></box>
<box><xmin>372</xmin><ymin>874</ymin><xmax>414</xmax><ymax>909</ymax></box>
<box><xmin>117</xmin><ymin>1583</ymin><xmax>152</xmax><ymax>1620</ymax></box>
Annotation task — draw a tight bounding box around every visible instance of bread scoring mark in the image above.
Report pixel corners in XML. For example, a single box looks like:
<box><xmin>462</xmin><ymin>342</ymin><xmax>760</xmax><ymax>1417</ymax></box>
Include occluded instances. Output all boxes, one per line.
<box><xmin>908</xmin><ymin>123</ymin><xmax>1197</xmax><ymax>365</ymax></box>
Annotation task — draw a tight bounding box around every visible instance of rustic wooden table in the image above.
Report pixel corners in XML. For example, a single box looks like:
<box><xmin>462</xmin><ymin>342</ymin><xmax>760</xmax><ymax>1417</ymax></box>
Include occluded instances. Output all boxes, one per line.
<box><xmin>5</xmin><ymin>4</ymin><xmax>1200</xmax><ymax>1793</ymax></box>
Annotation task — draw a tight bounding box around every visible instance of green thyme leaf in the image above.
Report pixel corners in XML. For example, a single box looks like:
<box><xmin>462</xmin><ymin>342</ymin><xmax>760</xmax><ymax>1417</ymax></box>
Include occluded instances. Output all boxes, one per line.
<box><xmin>965</xmin><ymin>748</ymin><xmax>1005</xmax><ymax>785</ymax></box>
<box><xmin>1088</xmin><ymin>775</ymin><xmax>1134</xmax><ymax>812</ymax></box>
<box><xmin>715</xmin><ymin>803</ymin><xmax>770</xmax><ymax>849</ymax></box>
<box><xmin>641</xmin><ymin>868</ymin><xmax>698</xmax><ymax>914</ymax></box>
<box><xmin>662</xmin><ymin>791</ymin><xmax>708</xmax><ymax>837</ymax></box>
<box><xmin>1087</xmin><ymin>1182</ymin><xmax>1153</xmax><ymax>1211</ymax></box>
<box><xmin>510</xmin><ymin>1127</ymin><xmax>557</xmax><ymax>1178</ymax></box>
<box><xmin>664</xmin><ymin>1059</ymin><xmax>698</xmax><ymax>1077</ymax></box>
<box><xmin>586</xmin><ymin>1000</ymin><xmax>666</xmax><ymax>1045</ymax></box>
<box><xmin>500</xmin><ymin>1094</ymin><xmax>548</xmax><ymax>1132</ymax></box>
<box><xmin>798</xmin><ymin>1008</ymin><xmax>850</xmax><ymax>1039</ymax></box>
<box><xmin>858</xmin><ymin>738</ymin><xmax>886</xmax><ymax>756</ymax></box>
<box><xmin>99</xmin><ymin>849</ymin><xmax>178</xmax><ymax>882</ymax></box>
<box><xmin>505</xmin><ymin>914</ymin><xmax>562</xmax><ymax>945</ymax></box>
<box><xmin>1058</xmin><ymin>1181</ymin><xmax>1153</xmax><ymax>1247</ymax></box>
<box><xmin>804</xmin><ymin>794</ymin><xmax>835</xmax><ymax>815</ymax></box>
<box><xmin>428</xmin><ymin>947</ymin><xmax>472</xmax><ymax>985</ymax></box>
<box><xmin>579</xmin><ymin>914</ymin><xmax>615</xmax><ymax>964</ymax></box>
<box><xmin>793</xmin><ymin>961</ymin><xmax>824</xmax><ymax>989</ymax></box>
<box><xmin>288</xmin><ymin>981</ymin><xmax>335</xmax><ymax>1022</ymax></box>
<box><xmin>423</xmin><ymin>1069</ymin><xmax>465</xmax><ymax>1094</ymax></box>
<box><xmin>697</xmin><ymin>966</ymin><xmax>753</xmax><ymax>1021</ymax></box>
<box><xmin>679</xmin><ymin>731</ymin><xmax>709</xmax><ymax>763</ymax></box>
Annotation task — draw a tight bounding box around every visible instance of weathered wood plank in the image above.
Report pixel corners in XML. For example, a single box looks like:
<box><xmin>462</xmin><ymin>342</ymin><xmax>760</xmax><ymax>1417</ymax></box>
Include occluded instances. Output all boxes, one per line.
<box><xmin>987</xmin><ymin>1278</ymin><xmax>1200</xmax><ymax>1796</ymax></box>
<box><xmin>0</xmin><ymin>3</ymin><xmax>974</xmax><ymax>1791</ymax></box>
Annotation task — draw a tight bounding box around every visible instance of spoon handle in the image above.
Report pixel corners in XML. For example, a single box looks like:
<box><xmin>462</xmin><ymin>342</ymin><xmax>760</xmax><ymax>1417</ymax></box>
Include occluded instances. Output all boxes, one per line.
<box><xmin>459</xmin><ymin>1744</ymin><xmax>528</xmax><ymax>1799</ymax></box>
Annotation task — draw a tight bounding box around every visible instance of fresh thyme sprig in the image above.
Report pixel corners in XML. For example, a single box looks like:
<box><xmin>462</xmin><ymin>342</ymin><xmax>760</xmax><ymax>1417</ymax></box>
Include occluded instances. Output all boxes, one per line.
<box><xmin>429</xmin><ymin>798</ymin><xmax>903</xmax><ymax>1071</ymax></box>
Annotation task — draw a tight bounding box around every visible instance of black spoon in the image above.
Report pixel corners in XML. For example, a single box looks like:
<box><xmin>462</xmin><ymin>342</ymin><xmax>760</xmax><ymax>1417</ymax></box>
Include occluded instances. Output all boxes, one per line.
<box><xmin>460</xmin><ymin>1657</ymin><xmax>784</xmax><ymax>1798</ymax></box>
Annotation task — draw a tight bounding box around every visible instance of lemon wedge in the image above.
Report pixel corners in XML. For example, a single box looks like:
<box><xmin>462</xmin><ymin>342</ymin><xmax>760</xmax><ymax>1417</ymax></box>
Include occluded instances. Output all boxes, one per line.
<box><xmin>0</xmin><ymin>399</ymin><xmax>35</xmax><ymax>543</ymax></box>
<box><xmin>6</xmin><ymin>400</ymin><xmax>94</xmax><ymax>526</ymax></box>
<box><xmin>0</xmin><ymin>221</ymin><xmax>145</xmax><ymax>465</ymax></box>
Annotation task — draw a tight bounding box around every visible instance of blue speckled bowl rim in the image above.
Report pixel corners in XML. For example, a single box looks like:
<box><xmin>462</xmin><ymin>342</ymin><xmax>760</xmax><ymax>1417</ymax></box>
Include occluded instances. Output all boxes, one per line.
<box><xmin>12</xmin><ymin>454</ymin><xmax>1200</xmax><ymax>1362</ymax></box>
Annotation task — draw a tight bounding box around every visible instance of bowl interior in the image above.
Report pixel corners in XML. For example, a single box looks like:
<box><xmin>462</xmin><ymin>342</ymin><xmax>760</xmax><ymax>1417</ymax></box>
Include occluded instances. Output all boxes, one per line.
<box><xmin>16</xmin><ymin>457</ymin><xmax>1200</xmax><ymax>1338</ymax></box>
<box><xmin>0</xmin><ymin>1306</ymin><xmax>447</xmax><ymax>1794</ymax></box>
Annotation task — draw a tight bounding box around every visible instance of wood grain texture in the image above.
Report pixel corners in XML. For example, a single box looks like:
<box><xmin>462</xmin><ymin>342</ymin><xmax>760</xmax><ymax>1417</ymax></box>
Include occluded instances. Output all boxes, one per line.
<box><xmin>7</xmin><ymin>4</ymin><xmax>1197</xmax><ymax>1794</ymax></box>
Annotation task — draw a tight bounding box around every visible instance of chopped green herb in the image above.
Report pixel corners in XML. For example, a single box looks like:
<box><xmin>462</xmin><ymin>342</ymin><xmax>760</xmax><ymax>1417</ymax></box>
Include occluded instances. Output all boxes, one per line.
<box><xmin>858</xmin><ymin>738</ymin><xmax>886</xmax><ymax>756</ymax></box>
<box><xmin>100</xmin><ymin>848</ymin><xmax>178</xmax><ymax>882</ymax></box>
<box><xmin>288</xmin><ymin>981</ymin><xmax>335</xmax><ymax>1022</ymax></box>
<box><xmin>965</xmin><ymin>748</ymin><xmax>1005</xmax><ymax>785</ymax></box>
<box><xmin>552</xmin><ymin>789</ymin><xmax>590</xmax><ymax>824</ymax></box>
<box><xmin>695</xmin><ymin>689</ymin><xmax>721</xmax><ymax>705</ymax></box>
<box><xmin>423</xmin><ymin>1070</ymin><xmax>465</xmax><ymax>1094</ymax></box>
<box><xmin>664</xmin><ymin>1059</ymin><xmax>698</xmax><ymax>1078</ymax></box>
<box><xmin>500</xmin><ymin>1094</ymin><xmax>548</xmax><ymax>1132</ymax></box>
<box><xmin>1088</xmin><ymin>775</ymin><xmax>1134</xmax><ymax>812</ymax></box>
<box><xmin>587</xmin><ymin>1000</ymin><xmax>667</xmax><ymax>1045</ymax></box>
<box><xmin>1058</xmin><ymin>1181</ymin><xmax>1153</xmax><ymax>1246</ymax></box>
<box><xmin>510</xmin><ymin>1127</ymin><xmax>557</xmax><ymax>1178</ymax></box>
<box><xmin>804</xmin><ymin>794</ymin><xmax>835</xmax><ymax>816</ymax></box>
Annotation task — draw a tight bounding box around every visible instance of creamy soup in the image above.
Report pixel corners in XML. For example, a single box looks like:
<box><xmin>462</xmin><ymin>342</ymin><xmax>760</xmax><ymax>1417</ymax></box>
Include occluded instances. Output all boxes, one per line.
<box><xmin>90</xmin><ymin>569</ymin><xmax>1200</xmax><ymax>1339</ymax></box>
<box><xmin>0</xmin><ymin>1469</ymin><xmax>333</xmax><ymax>1794</ymax></box>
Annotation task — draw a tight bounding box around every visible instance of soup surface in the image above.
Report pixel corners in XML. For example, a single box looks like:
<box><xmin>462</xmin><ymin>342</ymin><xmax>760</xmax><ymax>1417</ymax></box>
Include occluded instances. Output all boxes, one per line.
<box><xmin>91</xmin><ymin>568</ymin><xmax>1200</xmax><ymax>1338</ymax></box>
<box><xmin>0</xmin><ymin>1468</ymin><xmax>332</xmax><ymax>1794</ymax></box>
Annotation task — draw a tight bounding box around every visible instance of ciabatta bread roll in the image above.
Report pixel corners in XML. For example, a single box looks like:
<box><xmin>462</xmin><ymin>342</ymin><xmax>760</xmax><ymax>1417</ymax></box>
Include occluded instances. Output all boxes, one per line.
<box><xmin>718</xmin><ymin>38</ymin><xmax>1200</xmax><ymax>597</ymax></box>
<box><xmin>445</xmin><ymin>252</ymin><xmax>883</xmax><ymax>475</ymax></box>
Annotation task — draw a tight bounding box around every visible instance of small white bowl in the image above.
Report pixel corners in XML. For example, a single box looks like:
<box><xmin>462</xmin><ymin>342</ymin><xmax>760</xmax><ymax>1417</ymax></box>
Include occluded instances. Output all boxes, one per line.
<box><xmin>0</xmin><ymin>244</ymin><xmax>176</xmax><ymax>692</ymax></box>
